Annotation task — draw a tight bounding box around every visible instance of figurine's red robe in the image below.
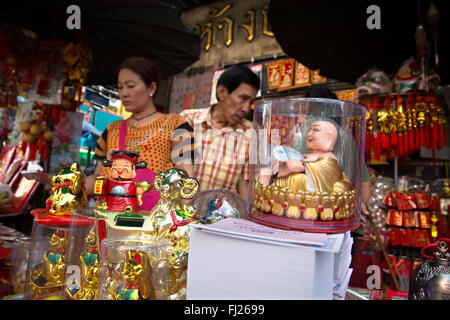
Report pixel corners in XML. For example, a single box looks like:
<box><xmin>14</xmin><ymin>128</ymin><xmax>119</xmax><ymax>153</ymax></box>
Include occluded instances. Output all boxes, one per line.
<box><xmin>96</xmin><ymin>179</ymin><xmax>140</xmax><ymax>212</ymax></box>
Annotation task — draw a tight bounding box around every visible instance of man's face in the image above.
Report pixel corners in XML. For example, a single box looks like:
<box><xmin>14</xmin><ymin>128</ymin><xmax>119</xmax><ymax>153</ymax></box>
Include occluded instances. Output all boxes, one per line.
<box><xmin>305</xmin><ymin>121</ymin><xmax>337</xmax><ymax>152</ymax></box>
<box><xmin>217</xmin><ymin>82</ymin><xmax>257</xmax><ymax>126</ymax></box>
<box><xmin>109</xmin><ymin>159</ymin><xmax>136</xmax><ymax>180</ymax></box>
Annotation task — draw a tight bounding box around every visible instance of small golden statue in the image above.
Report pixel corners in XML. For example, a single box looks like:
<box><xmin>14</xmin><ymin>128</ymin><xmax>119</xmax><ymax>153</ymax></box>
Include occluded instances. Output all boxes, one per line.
<box><xmin>65</xmin><ymin>227</ymin><xmax>100</xmax><ymax>300</ymax></box>
<box><xmin>149</xmin><ymin>168</ymin><xmax>200</xmax><ymax>300</ymax></box>
<box><xmin>46</xmin><ymin>162</ymin><xmax>88</xmax><ymax>216</ymax></box>
<box><xmin>110</xmin><ymin>250</ymin><xmax>155</xmax><ymax>300</ymax></box>
<box><xmin>29</xmin><ymin>230</ymin><xmax>68</xmax><ymax>297</ymax></box>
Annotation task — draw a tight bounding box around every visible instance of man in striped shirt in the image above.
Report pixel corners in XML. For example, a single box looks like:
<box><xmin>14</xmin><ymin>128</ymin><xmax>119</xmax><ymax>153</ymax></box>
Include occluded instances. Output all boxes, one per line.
<box><xmin>180</xmin><ymin>65</ymin><xmax>260</xmax><ymax>202</ymax></box>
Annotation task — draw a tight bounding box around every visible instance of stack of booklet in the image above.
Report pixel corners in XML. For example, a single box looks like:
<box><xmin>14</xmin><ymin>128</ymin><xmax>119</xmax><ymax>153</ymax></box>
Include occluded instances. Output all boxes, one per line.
<box><xmin>187</xmin><ymin>218</ymin><xmax>353</xmax><ymax>300</ymax></box>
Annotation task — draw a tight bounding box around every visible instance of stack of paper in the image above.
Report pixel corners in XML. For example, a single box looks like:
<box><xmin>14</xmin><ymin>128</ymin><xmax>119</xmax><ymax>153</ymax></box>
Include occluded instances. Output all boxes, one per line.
<box><xmin>333</xmin><ymin>232</ymin><xmax>353</xmax><ymax>299</ymax></box>
<box><xmin>186</xmin><ymin>218</ymin><xmax>353</xmax><ymax>300</ymax></box>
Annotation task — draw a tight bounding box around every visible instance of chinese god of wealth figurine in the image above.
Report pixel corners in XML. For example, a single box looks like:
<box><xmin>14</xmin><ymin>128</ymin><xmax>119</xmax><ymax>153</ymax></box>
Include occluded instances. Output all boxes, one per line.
<box><xmin>149</xmin><ymin>168</ymin><xmax>200</xmax><ymax>300</ymax></box>
<box><xmin>94</xmin><ymin>151</ymin><xmax>152</xmax><ymax>213</ymax></box>
<box><xmin>29</xmin><ymin>230</ymin><xmax>68</xmax><ymax>297</ymax></box>
<box><xmin>254</xmin><ymin>120</ymin><xmax>355</xmax><ymax>222</ymax></box>
<box><xmin>409</xmin><ymin>239</ymin><xmax>450</xmax><ymax>300</ymax></box>
<box><xmin>65</xmin><ymin>228</ymin><xmax>100</xmax><ymax>300</ymax></box>
<box><xmin>46</xmin><ymin>162</ymin><xmax>88</xmax><ymax>215</ymax></box>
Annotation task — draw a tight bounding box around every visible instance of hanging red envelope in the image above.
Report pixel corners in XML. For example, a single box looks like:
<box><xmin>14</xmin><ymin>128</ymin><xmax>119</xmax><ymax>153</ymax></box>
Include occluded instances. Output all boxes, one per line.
<box><xmin>402</xmin><ymin>211</ymin><xmax>416</xmax><ymax>228</ymax></box>
<box><xmin>387</xmin><ymin>209</ymin><xmax>403</xmax><ymax>226</ymax></box>
<box><xmin>417</xmin><ymin>211</ymin><xmax>431</xmax><ymax>229</ymax></box>
<box><xmin>388</xmin><ymin>228</ymin><xmax>402</xmax><ymax>246</ymax></box>
<box><xmin>415</xmin><ymin>229</ymin><xmax>430</xmax><ymax>248</ymax></box>
<box><xmin>403</xmin><ymin>193</ymin><xmax>417</xmax><ymax>210</ymax></box>
<box><xmin>400</xmin><ymin>228</ymin><xmax>413</xmax><ymax>247</ymax></box>
<box><xmin>414</xmin><ymin>192</ymin><xmax>430</xmax><ymax>209</ymax></box>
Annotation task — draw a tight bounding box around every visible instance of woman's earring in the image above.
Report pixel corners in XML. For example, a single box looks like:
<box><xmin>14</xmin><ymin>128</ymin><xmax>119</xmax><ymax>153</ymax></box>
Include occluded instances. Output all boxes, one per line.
<box><xmin>149</xmin><ymin>92</ymin><xmax>153</xmax><ymax>97</ymax></box>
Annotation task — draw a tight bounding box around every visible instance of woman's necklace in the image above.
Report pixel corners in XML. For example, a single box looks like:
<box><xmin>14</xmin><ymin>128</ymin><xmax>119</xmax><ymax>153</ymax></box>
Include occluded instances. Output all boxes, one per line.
<box><xmin>127</xmin><ymin>114</ymin><xmax>174</xmax><ymax>151</ymax></box>
<box><xmin>130</xmin><ymin>110</ymin><xmax>157</xmax><ymax>128</ymax></box>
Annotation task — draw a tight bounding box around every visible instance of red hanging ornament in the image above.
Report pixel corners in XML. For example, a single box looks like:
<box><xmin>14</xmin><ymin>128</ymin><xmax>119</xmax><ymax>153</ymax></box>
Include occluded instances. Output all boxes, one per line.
<box><xmin>1</xmin><ymin>112</ymin><xmax>8</xmax><ymax>137</ymax></box>
<box><xmin>406</xmin><ymin>93</ymin><xmax>416</xmax><ymax>153</ymax></box>
<box><xmin>42</xmin><ymin>142</ymin><xmax>49</xmax><ymax>162</ymax></box>
<box><xmin>38</xmin><ymin>132</ymin><xmax>44</xmax><ymax>154</ymax></box>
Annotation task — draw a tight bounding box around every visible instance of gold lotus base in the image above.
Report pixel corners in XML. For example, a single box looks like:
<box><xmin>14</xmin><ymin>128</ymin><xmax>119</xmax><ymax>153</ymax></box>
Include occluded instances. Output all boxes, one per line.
<box><xmin>252</xmin><ymin>181</ymin><xmax>356</xmax><ymax>222</ymax></box>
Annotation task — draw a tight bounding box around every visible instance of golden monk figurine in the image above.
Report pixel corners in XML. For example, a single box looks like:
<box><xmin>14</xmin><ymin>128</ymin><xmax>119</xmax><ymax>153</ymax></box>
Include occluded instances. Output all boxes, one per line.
<box><xmin>29</xmin><ymin>230</ymin><xmax>68</xmax><ymax>297</ymax></box>
<box><xmin>65</xmin><ymin>227</ymin><xmax>100</xmax><ymax>300</ymax></box>
<box><xmin>148</xmin><ymin>168</ymin><xmax>200</xmax><ymax>300</ymax></box>
<box><xmin>256</xmin><ymin>120</ymin><xmax>354</xmax><ymax>221</ymax></box>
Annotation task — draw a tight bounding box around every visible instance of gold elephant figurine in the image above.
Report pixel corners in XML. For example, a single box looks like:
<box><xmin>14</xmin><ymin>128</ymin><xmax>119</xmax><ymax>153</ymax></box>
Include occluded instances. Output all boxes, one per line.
<box><xmin>148</xmin><ymin>168</ymin><xmax>200</xmax><ymax>300</ymax></box>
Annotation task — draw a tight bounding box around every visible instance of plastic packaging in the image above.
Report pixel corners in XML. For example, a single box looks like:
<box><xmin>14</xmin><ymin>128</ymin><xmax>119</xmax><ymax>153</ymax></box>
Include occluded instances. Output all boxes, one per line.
<box><xmin>249</xmin><ymin>97</ymin><xmax>366</xmax><ymax>233</ymax></box>
<box><xmin>98</xmin><ymin>236</ymin><xmax>169</xmax><ymax>300</ymax></box>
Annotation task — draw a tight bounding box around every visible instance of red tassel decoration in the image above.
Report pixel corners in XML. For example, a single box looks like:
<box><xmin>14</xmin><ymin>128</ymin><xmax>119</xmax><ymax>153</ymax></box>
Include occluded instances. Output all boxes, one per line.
<box><xmin>398</xmin><ymin>134</ymin><xmax>404</xmax><ymax>158</ymax></box>
<box><xmin>38</xmin><ymin>133</ymin><xmax>44</xmax><ymax>155</ymax></box>
<box><xmin>21</xmin><ymin>141</ymin><xmax>27</xmax><ymax>154</ymax></box>
<box><xmin>431</xmin><ymin>123</ymin><xmax>437</xmax><ymax>150</ymax></box>
<box><xmin>437</xmin><ymin>125</ymin><xmax>447</xmax><ymax>149</ymax></box>
<box><xmin>419</xmin><ymin>126</ymin><xmax>426</xmax><ymax>147</ymax></box>
<box><xmin>404</xmin><ymin>130</ymin><xmax>409</xmax><ymax>156</ymax></box>
<box><xmin>42</xmin><ymin>142</ymin><xmax>49</xmax><ymax>162</ymax></box>
<box><xmin>373</xmin><ymin>133</ymin><xmax>381</xmax><ymax>160</ymax></box>
<box><xmin>26</xmin><ymin>142</ymin><xmax>37</xmax><ymax>161</ymax></box>
<box><xmin>1</xmin><ymin>113</ymin><xmax>9</xmax><ymax>137</ymax></box>
<box><xmin>408</xmin><ymin>129</ymin><xmax>415</xmax><ymax>153</ymax></box>
<box><xmin>365</xmin><ymin>131</ymin><xmax>370</xmax><ymax>155</ymax></box>
<box><xmin>55</xmin><ymin>106</ymin><xmax>61</xmax><ymax>125</ymax></box>
<box><xmin>381</xmin><ymin>132</ymin><xmax>390</xmax><ymax>150</ymax></box>
<box><xmin>391</xmin><ymin>130</ymin><xmax>398</xmax><ymax>147</ymax></box>
<box><xmin>424</xmin><ymin>125</ymin><xmax>430</xmax><ymax>148</ymax></box>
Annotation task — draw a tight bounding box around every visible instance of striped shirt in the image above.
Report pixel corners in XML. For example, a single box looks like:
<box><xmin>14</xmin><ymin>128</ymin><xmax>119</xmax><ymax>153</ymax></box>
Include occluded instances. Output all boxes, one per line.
<box><xmin>180</xmin><ymin>106</ymin><xmax>253</xmax><ymax>193</ymax></box>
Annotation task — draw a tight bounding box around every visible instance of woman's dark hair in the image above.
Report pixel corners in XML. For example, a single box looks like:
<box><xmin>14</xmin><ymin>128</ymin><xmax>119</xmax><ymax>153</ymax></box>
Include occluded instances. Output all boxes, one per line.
<box><xmin>118</xmin><ymin>56</ymin><xmax>161</xmax><ymax>90</ymax></box>
<box><xmin>305</xmin><ymin>84</ymin><xmax>337</xmax><ymax>99</ymax></box>
<box><xmin>216</xmin><ymin>65</ymin><xmax>260</xmax><ymax>100</ymax></box>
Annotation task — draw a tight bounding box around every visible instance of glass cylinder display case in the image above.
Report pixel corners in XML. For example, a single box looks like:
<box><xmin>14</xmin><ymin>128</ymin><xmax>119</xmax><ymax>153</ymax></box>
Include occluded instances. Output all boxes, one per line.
<box><xmin>24</xmin><ymin>223</ymin><xmax>70</xmax><ymax>299</ymax></box>
<box><xmin>63</xmin><ymin>208</ymin><xmax>98</xmax><ymax>300</ymax></box>
<box><xmin>98</xmin><ymin>236</ymin><xmax>170</xmax><ymax>300</ymax></box>
<box><xmin>249</xmin><ymin>98</ymin><xmax>366</xmax><ymax>233</ymax></box>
